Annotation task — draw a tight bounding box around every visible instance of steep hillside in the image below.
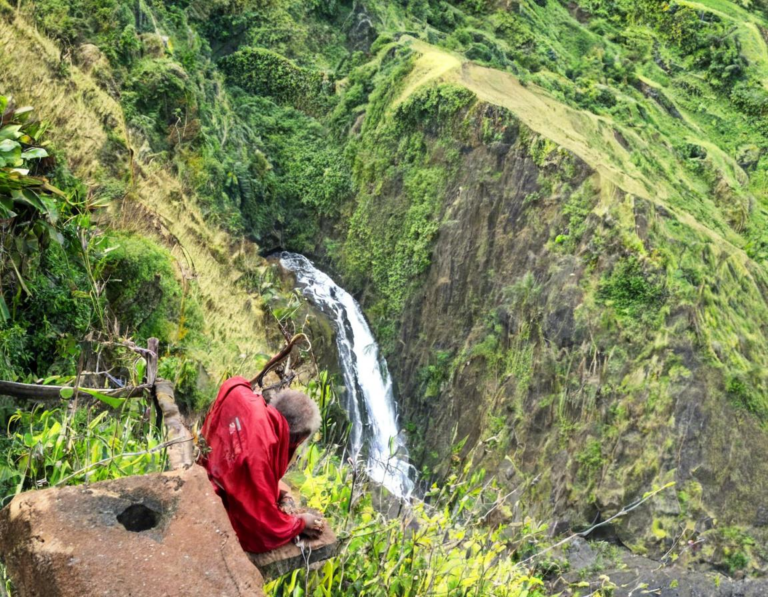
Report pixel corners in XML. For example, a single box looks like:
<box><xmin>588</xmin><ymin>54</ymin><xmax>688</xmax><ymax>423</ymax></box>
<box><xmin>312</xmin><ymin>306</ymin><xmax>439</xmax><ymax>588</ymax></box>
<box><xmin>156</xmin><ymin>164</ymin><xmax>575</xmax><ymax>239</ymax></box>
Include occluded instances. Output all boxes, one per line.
<box><xmin>0</xmin><ymin>14</ymin><xmax>273</xmax><ymax>388</ymax></box>
<box><xmin>320</xmin><ymin>1</ymin><xmax>768</xmax><ymax>573</ymax></box>
<box><xmin>5</xmin><ymin>0</ymin><xmax>768</xmax><ymax>578</ymax></box>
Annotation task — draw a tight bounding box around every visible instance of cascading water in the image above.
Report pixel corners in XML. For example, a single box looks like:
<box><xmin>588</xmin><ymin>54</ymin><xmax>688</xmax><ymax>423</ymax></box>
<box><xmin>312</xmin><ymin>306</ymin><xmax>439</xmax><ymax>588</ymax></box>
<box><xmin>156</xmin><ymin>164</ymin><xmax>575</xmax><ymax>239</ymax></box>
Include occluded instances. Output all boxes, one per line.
<box><xmin>280</xmin><ymin>252</ymin><xmax>414</xmax><ymax>498</ymax></box>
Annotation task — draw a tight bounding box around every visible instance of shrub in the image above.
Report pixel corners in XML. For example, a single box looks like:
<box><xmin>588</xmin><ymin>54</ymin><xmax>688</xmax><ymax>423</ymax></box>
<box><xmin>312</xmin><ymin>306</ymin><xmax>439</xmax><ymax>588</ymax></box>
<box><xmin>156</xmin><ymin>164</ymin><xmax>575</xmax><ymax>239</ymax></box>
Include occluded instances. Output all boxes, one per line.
<box><xmin>731</xmin><ymin>80</ymin><xmax>768</xmax><ymax>116</ymax></box>
<box><xmin>726</xmin><ymin>376</ymin><xmax>767</xmax><ymax>418</ymax></box>
<box><xmin>597</xmin><ymin>256</ymin><xmax>666</xmax><ymax>317</ymax></box>
<box><xmin>394</xmin><ymin>83</ymin><xmax>476</xmax><ymax>133</ymax></box>
<box><xmin>102</xmin><ymin>233</ymin><xmax>184</xmax><ymax>343</ymax></box>
<box><xmin>219</xmin><ymin>47</ymin><xmax>330</xmax><ymax>113</ymax></box>
<box><xmin>124</xmin><ymin>58</ymin><xmax>195</xmax><ymax>127</ymax></box>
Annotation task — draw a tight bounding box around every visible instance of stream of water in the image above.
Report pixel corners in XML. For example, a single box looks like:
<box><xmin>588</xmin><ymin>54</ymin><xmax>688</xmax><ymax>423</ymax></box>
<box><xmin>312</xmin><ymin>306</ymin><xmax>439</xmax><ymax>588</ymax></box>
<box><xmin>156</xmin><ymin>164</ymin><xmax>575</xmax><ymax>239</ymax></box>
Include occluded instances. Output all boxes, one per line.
<box><xmin>279</xmin><ymin>252</ymin><xmax>414</xmax><ymax>498</ymax></box>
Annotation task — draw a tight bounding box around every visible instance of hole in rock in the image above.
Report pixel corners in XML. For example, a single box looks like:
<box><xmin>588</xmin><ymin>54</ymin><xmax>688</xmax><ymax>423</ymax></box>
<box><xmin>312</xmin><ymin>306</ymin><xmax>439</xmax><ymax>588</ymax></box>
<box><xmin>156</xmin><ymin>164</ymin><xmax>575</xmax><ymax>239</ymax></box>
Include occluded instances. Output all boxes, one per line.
<box><xmin>117</xmin><ymin>503</ymin><xmax>160</xmax><ymax>532</ymax></box>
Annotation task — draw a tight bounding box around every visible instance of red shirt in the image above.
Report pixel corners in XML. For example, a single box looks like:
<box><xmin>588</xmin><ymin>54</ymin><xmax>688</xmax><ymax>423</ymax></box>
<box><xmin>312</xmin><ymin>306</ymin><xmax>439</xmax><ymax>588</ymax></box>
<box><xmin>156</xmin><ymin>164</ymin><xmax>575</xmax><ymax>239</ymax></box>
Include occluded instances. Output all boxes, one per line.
<box><xmin>200</xmin><ymin>377</ymin><xmax>305</xmax><ymax>553</ymax></box>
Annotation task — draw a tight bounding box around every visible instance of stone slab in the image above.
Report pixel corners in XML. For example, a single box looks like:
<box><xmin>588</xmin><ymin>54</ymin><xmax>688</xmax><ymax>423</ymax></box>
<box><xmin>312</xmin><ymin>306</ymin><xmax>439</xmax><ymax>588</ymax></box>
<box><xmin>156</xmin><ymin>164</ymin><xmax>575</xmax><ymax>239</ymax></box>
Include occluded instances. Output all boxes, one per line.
<box><xmin>248</xmin><ymin>511</ymin><xmax>338</xmax><ymax>581</ymax></box>
<box><xmin>0</xmin><ymin>465</ymin><xmax>264</xmax><ymax>597</ymax></box>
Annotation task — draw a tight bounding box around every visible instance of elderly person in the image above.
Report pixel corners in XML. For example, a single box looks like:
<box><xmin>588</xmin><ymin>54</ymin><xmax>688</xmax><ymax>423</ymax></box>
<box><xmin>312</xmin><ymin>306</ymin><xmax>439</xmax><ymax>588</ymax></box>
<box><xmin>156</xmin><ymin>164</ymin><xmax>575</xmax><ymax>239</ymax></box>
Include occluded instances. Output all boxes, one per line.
<box><xmin>200</xmin><ymin>377</ymin><xmax>325</xmax><ymax>553</ymax></box>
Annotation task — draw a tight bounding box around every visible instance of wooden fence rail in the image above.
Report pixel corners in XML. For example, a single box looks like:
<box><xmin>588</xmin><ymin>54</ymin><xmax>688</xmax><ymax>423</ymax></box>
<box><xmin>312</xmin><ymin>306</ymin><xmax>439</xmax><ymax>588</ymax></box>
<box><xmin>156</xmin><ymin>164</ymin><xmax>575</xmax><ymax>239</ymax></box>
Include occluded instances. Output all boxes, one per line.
<box><xmin>0</xmin><ymin>381</ymin><xmax>152</xmax><ymax>401</ymax></box>
<box><xmin>0</xmin><ymin>337</ymin><xmax>194</xmax><ymax>471</ymax></box>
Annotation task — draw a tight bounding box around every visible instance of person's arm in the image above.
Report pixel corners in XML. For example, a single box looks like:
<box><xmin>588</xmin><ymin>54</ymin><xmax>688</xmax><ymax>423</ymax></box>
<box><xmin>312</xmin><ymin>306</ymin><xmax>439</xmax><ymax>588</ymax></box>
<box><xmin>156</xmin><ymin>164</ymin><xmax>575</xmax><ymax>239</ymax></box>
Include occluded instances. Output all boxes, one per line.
<box><xmin>232</xmin><ymin>458</ymin><xmax>306</xmax><ymax>552</ymax></box>
<box><xmin>235</xmin><ymin>463</ymin><xmax>325</xmax><ymax>546</ymax></box>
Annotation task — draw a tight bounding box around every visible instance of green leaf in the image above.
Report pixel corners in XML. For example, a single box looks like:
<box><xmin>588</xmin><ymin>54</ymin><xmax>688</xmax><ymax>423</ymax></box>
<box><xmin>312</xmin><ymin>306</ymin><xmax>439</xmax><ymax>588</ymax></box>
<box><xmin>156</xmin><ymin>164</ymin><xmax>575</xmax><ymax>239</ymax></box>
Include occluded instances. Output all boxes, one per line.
<box><xmin>0</xmin><ymin>293</ymin><xmax>8</xmax><ymax>324</ymax></box>
<box><xmin>14</xmin><ymin>188</ymin><xmax>48</xmax><ymax>214</ymax></box>
<box><xmin>0</xmin><ymin>125</ymin><xmax>22</xmax><ymax>141</ymax></box>
<box><xmin>0</xmin><ymin>138</ymin><xmax>20</xmax><ymax>153</ymax></box>
<box><xmin>135</xmin><ymin>358</ymin><xmax>147</xmax><ymax>384</ymax></box>
<box><xmin>20</xmin><ymin>147</ymin><xmax>48</xmax><ymax>160</ymax></box>
<box><xmin>81</xmin><ymin>388</ymin><xmax>126</xmax><ymax>409</ymax></box>
<box><xmin>59</xmin><ymin>387</ymin><xmax>74</xmax><ymax>399</ymax></box>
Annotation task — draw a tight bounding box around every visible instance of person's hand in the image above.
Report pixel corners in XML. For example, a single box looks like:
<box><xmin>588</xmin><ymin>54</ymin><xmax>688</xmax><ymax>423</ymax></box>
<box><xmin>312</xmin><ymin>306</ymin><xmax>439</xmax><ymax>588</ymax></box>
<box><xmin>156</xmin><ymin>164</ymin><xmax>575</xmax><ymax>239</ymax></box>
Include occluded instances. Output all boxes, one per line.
<box><xmin>299</xmin><ymin>513</ymin><xmax>325</xmax><ymax>539</ymax></box>
<box><xmin>279</xmin><ymin>493</ymin><xmax>297</xmax><ymax>514</ymax></box>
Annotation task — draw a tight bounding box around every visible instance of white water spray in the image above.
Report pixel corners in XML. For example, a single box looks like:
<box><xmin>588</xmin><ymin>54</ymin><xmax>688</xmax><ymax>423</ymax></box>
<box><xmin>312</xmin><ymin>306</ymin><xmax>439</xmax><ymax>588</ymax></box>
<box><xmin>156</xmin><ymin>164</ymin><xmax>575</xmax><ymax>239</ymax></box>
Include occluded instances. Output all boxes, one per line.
<box><xmin>280</xmin><ymin>253</ymin><xmax>414</xmax><ymax>498</ymax></box>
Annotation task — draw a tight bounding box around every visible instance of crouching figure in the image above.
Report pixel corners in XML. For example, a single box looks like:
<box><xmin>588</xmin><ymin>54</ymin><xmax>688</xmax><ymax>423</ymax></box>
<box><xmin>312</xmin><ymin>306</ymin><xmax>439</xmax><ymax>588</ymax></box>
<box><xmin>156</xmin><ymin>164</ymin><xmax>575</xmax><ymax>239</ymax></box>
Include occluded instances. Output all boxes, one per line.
<box><xmin>199</xmin><ymin>377</ymin><xmax>325</xmax><ymax>553</ymax></box>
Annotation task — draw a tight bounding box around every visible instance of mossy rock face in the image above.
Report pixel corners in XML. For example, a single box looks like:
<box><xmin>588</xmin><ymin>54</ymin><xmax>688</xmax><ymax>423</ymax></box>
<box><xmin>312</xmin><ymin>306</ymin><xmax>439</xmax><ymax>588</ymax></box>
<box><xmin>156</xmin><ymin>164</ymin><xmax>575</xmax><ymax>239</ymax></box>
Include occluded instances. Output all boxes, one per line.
<box><xmin>322</xmin><ymin>80</ymin><xmax>768</xmax><ymax>566</ymax></box>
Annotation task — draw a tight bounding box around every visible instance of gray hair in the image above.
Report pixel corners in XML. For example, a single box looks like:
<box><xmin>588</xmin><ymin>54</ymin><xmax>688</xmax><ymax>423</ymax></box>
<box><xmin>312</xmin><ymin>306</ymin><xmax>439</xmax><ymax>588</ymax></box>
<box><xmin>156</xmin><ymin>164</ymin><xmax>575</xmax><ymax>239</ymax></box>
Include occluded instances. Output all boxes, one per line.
<box><xmin>270</xmin><ymin>389</ymin><xmax>321</xmax><ymax>443</ymax></box>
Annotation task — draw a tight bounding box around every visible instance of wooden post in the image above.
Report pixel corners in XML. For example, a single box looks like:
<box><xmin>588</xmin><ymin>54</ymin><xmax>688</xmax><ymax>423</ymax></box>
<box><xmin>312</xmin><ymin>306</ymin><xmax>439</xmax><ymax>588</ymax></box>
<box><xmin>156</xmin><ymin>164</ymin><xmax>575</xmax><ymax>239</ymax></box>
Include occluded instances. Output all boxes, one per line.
<box><xmin>146</xmin><ymin>338</ymin><xmax>159</xmax><ymax>387</ymax></box>
<box><xmin>154</xmin><ymin>379</ymin><xmax>194</xmax><ymax>470</ymax></box>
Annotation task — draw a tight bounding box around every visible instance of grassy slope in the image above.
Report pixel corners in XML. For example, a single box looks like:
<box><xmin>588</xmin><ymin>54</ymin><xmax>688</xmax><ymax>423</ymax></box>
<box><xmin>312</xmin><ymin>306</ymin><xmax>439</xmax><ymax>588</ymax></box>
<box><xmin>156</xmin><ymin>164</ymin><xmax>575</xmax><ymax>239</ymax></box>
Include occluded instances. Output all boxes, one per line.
<box><xmin>0</xmin><ymin>15</ymin><xmax>272</xmax><ymax>382</ymax></box>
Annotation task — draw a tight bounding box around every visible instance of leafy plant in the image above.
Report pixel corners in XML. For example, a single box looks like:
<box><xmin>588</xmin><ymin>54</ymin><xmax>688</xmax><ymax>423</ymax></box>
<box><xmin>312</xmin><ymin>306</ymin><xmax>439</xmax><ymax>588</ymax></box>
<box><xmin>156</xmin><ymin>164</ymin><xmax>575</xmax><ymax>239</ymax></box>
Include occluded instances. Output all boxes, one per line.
<box><xmin>271</xmin><ymin>441</ymin><xmax>548</xmax><ymax>596</ymax></box>
<box><xmin>597</xmin><ymin>256</ymin><xmax>666</xmax><ymax>319</ymax></box>
<box><xmin>0</xmin><ymin>97</ymin><xmax>67</xmax><ymax>321</ymax></box>
<box><xmin>1</xmin><ymin>396</ymin><xmax>162</xmax><ymax>508</ymax></box>
<box><xmin>219</xmin><ymin>47</ymin><xmax>331</xmax><ymax>114</ymax></box>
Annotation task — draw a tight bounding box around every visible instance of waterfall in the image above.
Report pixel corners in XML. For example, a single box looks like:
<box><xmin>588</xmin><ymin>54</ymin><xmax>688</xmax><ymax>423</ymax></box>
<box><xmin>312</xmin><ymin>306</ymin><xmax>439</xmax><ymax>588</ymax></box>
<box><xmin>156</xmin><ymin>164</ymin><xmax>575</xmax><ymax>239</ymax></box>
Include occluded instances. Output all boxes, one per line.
<box><xmin>279</xmin><ymin>253</ymin><xmax>414</xmax><ymax>498</ymax></box>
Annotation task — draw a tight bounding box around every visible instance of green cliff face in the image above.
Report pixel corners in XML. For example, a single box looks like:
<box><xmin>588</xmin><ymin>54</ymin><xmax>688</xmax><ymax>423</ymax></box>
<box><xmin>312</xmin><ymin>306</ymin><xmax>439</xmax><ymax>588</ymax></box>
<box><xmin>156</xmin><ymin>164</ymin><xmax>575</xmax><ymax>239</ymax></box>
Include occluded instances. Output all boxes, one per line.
<box><xmin>6</xmin><ymin>0</ymin><xmax>768</xmax><ymax>573</ymax></box>
<box><xmin>317</xmin><ymin>3</ymin><xmax>768</xmax><ymax>570</ymax></box>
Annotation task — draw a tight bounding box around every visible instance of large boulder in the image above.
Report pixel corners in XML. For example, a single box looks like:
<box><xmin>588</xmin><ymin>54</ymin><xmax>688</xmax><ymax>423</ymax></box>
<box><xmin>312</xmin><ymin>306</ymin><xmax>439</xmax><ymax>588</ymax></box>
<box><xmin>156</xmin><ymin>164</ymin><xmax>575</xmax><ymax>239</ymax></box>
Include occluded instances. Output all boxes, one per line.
<box><xmin>0</xmin><ymin>465</ymin><xmax>264</xmax><ymax>597</ymax></box>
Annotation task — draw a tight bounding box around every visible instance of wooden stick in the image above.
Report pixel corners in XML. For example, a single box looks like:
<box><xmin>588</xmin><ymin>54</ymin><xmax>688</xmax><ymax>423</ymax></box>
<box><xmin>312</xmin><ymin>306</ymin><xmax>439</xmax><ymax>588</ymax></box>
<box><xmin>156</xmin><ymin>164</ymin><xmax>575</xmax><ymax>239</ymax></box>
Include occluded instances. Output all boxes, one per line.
<box><xmin>145</xmin><ymin>337</ymin><xmax>159</xmax><ymax>387</ymax></box>
<box><xmin>249</xmin><ymin>333</ymin><xmax>311</xmax><ymax>390</ymax></box>
<box><xmin>0</xmin><ymin>380</ymin><xmax>152</xmax><ymax>401</ymax></box>
<box><xmin>154</xmin><ymin>379</ymin><xmax>194</xmax><ymax>470</ymax></box>
<box><xmin>0</xmin><ymin>338</ymin><xmax>161</xmax><ymax>402</ymax></box>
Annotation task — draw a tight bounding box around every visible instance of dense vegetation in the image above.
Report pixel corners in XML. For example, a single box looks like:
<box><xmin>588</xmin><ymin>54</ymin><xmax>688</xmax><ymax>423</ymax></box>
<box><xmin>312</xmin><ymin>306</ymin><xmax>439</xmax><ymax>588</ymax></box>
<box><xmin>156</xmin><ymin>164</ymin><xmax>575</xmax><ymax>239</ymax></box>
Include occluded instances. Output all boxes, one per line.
<box><xmin>0</xmin><ymin>93</ymin><xmax>550</xmax><ymax>595</ymax></box>
<box><xmin>4</xmin><ymin>0</ymin><xmax>768</xmax><ymax>589</ymax></box>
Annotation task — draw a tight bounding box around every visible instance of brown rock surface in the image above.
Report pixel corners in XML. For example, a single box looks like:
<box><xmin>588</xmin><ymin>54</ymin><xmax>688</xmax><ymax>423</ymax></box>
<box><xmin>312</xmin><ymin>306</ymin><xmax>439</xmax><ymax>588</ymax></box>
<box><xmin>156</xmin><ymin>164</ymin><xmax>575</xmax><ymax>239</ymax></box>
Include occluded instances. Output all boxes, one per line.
<box><xmin>0</xmin><ymin>465</ymin><xmax>264</xmax><ymax>597</ymax></box>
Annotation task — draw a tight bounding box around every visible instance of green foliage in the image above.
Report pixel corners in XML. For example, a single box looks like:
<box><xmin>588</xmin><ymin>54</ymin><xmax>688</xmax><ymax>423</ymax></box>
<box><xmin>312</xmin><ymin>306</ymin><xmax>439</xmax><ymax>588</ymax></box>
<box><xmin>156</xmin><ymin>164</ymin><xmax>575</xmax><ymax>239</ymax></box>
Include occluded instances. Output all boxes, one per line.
<box><xmin>394</xmin><ymin>83</ymin><xmax>476</xmax><ymax>133</ymax></box>
<box><xmin>157</xmin><ymin>356</ymin><xmax>202</xmax><ymax>411</ymax></box>
<box><xmin>219</xmin><ymin>47</ymin><xmax>330</xmax><ymax>113</ymax></box>
<box><xmin>26</xmin><ymin>0</ymin><xmax>135</xmax><ymax>55</ymax></box>
<box><xmin>1</xmin><ymin>397</ymin><xmax>163</xmax><ymax>507</ymax></box>
<box><xmin>575</xmin><ymin>439</ymin><xmax>603</xmax><ymax>474</ymax></box>
<box><xmin>0</xmin><ymin>97</ymin><xmax>111</xmax><ymax>380</ymax></box>
<box><xmin>554</xmin><ymin>181</ymin><xmax>597</xmax><ymax>252</ymax></box>
<box><xmin>726</xmin><ymin>376</ymin><xmax>767</xmax><ymax>418</ymax></box>
<box><xmin>597</xmin><ymin>256</ymin><xmax>666</xmax><ymax>319</ymax></box>
<box><xmin>0</xmin><ymin>98</ymin><xmax>64</xmax><ymax>252</ymax></box>
<box><xmin>123</xmin><ymin>58</ymin><xmax>195</xmax><ymax>130</ymax></box>
<box><xmin>715</xmin><ymin>525</ymin><xmax>756</xmax><ymax>575</ymax></box>
<box><xmin>418</xmin><ymin>350</ymin><xmax>454</xmax><ymax>399</ymax></box>
<box><xmin>269</xmin><ymin>442</ymin><xmax>548</xmax><ymax>596</ymax></box>
<box><xmin>219</xmin><ymin>94</ymin><xmax>352</xmax><ymax>249</ymax></box>
<box><xmin>101</xmin><ymin>233</ymin><xmax>187</xmax><ymax>344</ymax></box>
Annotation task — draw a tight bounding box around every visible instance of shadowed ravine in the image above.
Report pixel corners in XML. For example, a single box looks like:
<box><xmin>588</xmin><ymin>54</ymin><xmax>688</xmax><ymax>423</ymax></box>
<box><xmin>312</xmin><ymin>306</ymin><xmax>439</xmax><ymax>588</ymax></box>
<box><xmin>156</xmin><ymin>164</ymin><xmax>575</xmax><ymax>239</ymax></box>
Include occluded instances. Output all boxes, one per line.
<box><xmin>280</xmin><ymin>253</ymin><xmax>414</xmax><ymax>498</ymax></box>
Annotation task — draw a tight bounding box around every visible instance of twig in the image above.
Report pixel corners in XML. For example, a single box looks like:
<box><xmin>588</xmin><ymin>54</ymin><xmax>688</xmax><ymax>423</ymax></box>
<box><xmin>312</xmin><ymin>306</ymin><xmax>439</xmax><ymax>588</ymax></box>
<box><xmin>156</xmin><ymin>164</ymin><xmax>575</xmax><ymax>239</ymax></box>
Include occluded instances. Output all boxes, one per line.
<box><xmin>515</xmin><ymin>482</ymin><xmax>676</xmax><ymax>568</ymax></box>
<box><xmin>250</xmin><ymin>334</ymin><xmax>311</xmax><ymax>389</ymax></box>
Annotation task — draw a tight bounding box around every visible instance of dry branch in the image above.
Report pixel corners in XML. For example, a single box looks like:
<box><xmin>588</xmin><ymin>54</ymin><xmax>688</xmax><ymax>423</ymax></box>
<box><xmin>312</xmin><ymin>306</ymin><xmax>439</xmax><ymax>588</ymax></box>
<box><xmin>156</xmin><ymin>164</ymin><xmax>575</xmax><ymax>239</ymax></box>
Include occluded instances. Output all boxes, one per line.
<box><xmin>250</xmin><ymin>333</ymin><xmax>311</xmax><ymax>389</ymax></box>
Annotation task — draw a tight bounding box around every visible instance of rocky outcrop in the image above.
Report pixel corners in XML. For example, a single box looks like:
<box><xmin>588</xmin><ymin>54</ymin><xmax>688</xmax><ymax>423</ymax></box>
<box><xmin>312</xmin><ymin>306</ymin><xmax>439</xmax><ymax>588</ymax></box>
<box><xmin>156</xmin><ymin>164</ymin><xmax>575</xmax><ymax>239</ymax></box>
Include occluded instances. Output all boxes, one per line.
<box><xmin>0</xmin><ymin>466</ymin><xmax>264</xmax><ymax>597</ymax></box>
<box><xmin>553</xmin><ymin>538</ymin><xmax>768</xmax><ymax>596</ymax></box>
